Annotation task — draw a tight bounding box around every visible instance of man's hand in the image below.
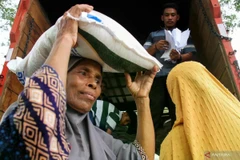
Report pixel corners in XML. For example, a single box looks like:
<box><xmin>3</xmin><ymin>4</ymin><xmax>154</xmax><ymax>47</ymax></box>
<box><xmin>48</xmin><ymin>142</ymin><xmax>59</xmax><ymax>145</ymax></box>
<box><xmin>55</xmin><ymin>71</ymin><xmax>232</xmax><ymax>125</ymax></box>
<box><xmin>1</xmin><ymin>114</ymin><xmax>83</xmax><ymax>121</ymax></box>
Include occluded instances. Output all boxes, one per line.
<box><xmin>170</xmin><ymin>49</ymin><xmax>181</xmax><ymax>61</ymax></box>
<box><xmin>57</xmin><ymin>4</ymin><xmax>93</xmax><ymax>47</ymax></box>
<box><xmin>124</xmin><ymin>66</ymin><xmax>158</xmax><ymax>99</ymax></box>
<box><xmin>155</xmin><ymin>40</ymin><xmax>169</xmax><ymax>50</ymax></box>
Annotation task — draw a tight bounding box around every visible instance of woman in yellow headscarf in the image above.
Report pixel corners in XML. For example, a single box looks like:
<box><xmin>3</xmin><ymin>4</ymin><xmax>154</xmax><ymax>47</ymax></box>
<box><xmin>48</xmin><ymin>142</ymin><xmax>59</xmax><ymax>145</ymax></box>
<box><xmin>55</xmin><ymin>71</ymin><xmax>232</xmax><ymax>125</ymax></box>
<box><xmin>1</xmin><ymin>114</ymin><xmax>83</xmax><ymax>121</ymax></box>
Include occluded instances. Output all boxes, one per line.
<box><xmin>160</xmin><ymin>61</ymin><xmax>240</xmax><ymax>160</ymax></box>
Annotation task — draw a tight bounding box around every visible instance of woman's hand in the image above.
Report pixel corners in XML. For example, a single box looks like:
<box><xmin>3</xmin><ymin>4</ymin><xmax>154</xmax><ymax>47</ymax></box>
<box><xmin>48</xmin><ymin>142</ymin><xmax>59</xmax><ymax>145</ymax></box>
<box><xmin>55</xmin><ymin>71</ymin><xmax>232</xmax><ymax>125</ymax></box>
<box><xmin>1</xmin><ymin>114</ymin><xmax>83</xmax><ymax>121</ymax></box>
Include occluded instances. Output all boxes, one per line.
<box><xmin>56</xmin><ymin>4</ymin><xmax>93</xmax><ymax>47</ymax></box>
<box><xmin>125</xmin><ymin>67</ymin><xmax>157</xmax><ymax>160</ymax></box>
<box><xmin>124</xmin><ymin>66</ymin><xmax>158</xmax><ymax>99</ymax></box>
<box><xmin>45</xmin><ymin>4</ymin><xmax>93</xmax><ymax>87</ymax></box>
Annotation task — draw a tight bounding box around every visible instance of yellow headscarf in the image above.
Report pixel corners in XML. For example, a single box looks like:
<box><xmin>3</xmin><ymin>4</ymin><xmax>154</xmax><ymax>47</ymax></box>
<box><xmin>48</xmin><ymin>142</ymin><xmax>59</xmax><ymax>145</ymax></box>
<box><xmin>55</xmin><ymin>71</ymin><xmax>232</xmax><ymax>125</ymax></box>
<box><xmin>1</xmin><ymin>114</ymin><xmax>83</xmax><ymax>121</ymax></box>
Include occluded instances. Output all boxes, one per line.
<box><xmin>160</xmin><ymin>61</ymin><xmax>240</xmax><ymax>160</ymax></box>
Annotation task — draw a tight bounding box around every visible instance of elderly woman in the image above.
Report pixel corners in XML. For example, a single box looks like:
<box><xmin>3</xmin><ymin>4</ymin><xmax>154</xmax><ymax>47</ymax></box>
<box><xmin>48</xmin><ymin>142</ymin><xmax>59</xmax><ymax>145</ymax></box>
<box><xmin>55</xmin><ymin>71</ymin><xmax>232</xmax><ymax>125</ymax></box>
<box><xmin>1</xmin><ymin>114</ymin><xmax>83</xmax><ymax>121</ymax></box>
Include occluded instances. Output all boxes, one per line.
<box><xmin>160</xmin><ymin>61</ymin><xmax>240</xmax><ymax>160</ymax></box>
<box><xmin>0</xmin><ymin>4</ymin><xmax>157</xmax><ymax>160</ymax></box>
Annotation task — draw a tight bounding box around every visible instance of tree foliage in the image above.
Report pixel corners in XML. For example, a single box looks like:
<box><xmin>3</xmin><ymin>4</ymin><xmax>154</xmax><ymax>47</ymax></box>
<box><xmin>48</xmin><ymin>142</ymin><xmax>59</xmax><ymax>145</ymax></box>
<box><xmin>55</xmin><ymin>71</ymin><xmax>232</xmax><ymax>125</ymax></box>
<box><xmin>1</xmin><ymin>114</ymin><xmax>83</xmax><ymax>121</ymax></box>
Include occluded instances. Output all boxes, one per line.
<box><xmin>0</xmin><ymin>0</ymin><xmax>17</xmax><ymax>30</ymax></box>
<box><xmin>0</xmin><ymin>0</ymin><xmax>18</xmax><ymax>46</ymax></box>
<box><xmin>220</xmin><ymin>0</ymin><xmax>240</xmax><ymax>32</ymax></box>
<box><xmin>220</xmin><ymin>0</ymin><xmax>240</xmax><ymax>11</ymax></box>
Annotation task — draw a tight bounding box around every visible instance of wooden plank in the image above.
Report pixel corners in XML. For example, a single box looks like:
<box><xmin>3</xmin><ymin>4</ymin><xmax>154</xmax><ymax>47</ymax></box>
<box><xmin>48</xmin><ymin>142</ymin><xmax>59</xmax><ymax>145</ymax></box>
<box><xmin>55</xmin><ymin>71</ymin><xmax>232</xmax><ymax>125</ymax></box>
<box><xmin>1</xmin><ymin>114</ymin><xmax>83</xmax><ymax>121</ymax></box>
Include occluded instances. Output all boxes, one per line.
<box><xmin>197</xmin><ymin>2</ymin><xmax>207</xmax><ymax>40</ymax></box>
<box><xmin>0</xmin><ymin>71</ymin><xmax>20</xmax><ymax>112</ymax></box>
<box><xmin>189</xmin><ymin>0</ymin><xmax>201</xmax><ymax>51</ymax></box>
<box><xmin>23</xmin><ymin>14</ymin><xmax>43</xmax><ymax>44</ymax></box>
<box><xmin>0</xmin><ymin>49</ymin><xmax>24</xmax><ymax>114</ymax></box>
<box><xmin>193</xmin><ymin>0</ymin><xmax>220</xmax><ymax>67</ymax></box>
<box><xmin>200</xmin><ymin>0</ymin><xmax>214</xmax><ymax>61</ymax></box>
<box><xmin>205</xmin><ymin>40</ymin><xmax>237</xmax><ymax>96</ymax></box>
<box><xmin>9</xmin><ymin>47</ymin><xmax>25</xmax><ymax>61</ymax></box>
<box><xmin>17</xmin><ymin>32</ymin><xmax>35</xmax><ymax>56</ymax></box>
<box><xmin>0</xmin><ymin>111</ymin><xmax>3</xmax><ymax>120</ymax></box>
<box><xmin>209</xmin><ymin>39</ymin><xmax>238</xmax><ymax>97</ymax></box>
<box><xmin>197</xmin><ymin>20</ymin><xmax>211</xmax><ymax>66</ymax></box>
<box><xmin>209</xmin><ymin>45</ymin><xmax>226</xmax><ymax>79</ymax></box>
<box><xmin>203</xmin><ymin>33</ymin><xmax>220</xmax><ymax>68</ymax></box>
<box><xmin>198</xmin><ymin>0</ymin><xmax>238</xmax><ymax>97</ymax></box>
<box><xmin>189</xmin><ymin>0</ymin><xmax>238</xmax><ymax>97</ymax></box>
<box><xmin>189</xmin><ymin>1</ymin><xmax>207</xmax><ymax>63</ymax></box>
<box><xmin>209</xmin><ymin>42</ymin><xmax>237</xmax><ymax>96</ymax></box>
<box><xmin>8</xmin><ymin>72</ymin><xmax>24</xmax><ymax>95</ymax></box>
<box><xmin>1</xmin><ymin>88</ymin><xmax>19</xmax><ymax>112</ymax></box>
<box><xmin>201</xmin><ymin>22</ymin><xmax>211</xmax><ymax>54</ymax></box>
<box><xmin>16</xmin><ymin>12</ymin><xmax>46</xmax><ymax>57</ymax></box>
<box><xmin>220</xmin><ymin>68</ymin><xmax>237</xmax><ymax>96</ymax></box>
<box><xmin>28</xmin><ymin>0</ymin><xmax>51</xmax><ymax>33</ymax></box>
<box><xmin>191</xmin><ymin>0</ymin><xmax>208</xmax><ymax>63</ymax></box>
<box><xmin>0</xmin><ymin>0</ymin><xmax>50</xmax><ymax>119</ymax></box>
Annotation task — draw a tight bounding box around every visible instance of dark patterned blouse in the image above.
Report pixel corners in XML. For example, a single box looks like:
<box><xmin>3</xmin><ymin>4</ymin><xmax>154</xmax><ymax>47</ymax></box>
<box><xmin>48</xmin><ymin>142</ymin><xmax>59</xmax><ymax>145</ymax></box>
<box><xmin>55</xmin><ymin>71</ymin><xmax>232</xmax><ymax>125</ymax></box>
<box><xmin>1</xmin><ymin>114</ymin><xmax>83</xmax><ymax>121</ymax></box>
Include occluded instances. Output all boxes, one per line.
<box><xmin>0</xmin><ymin>65</ymin><xmax>70</xmax><ymax>159</ymax></box>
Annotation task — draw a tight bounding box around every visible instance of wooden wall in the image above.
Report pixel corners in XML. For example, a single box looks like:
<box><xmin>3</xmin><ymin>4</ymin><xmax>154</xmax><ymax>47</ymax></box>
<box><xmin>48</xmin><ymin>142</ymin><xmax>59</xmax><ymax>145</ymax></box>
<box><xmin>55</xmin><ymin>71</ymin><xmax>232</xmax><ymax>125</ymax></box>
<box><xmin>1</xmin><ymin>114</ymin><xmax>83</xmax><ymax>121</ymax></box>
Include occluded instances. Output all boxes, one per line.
<box><xmin>189</xmin><ymin>0</ymin><xmax>240</xmax><ymax>99</ymax></box>
<box><xmin>0</xmin><ymin>0</ymin><xmax>51</xmax><ymax>119</ymax></box>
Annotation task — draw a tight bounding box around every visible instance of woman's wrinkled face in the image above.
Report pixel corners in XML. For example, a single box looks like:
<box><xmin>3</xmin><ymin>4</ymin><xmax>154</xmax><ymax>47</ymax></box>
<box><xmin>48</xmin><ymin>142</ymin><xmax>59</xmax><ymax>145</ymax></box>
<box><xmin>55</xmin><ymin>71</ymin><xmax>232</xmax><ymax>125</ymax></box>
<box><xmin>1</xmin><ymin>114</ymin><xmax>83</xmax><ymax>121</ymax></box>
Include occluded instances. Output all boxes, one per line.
<box><xmin>66</xmin><ymin>59</ymin><xmax>102</xmax><ymax>114</ymax></box>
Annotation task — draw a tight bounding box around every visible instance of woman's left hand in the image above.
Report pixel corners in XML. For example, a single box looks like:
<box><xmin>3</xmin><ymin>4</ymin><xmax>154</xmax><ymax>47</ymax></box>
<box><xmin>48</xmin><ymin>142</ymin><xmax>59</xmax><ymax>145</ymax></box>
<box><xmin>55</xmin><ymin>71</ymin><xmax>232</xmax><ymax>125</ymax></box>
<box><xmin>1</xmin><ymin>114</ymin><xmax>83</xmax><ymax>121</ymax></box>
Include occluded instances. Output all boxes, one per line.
<box><xmin>124</xmin><ymin>66</ymin><xmax>158</xmax><ymax>99</ymax></box>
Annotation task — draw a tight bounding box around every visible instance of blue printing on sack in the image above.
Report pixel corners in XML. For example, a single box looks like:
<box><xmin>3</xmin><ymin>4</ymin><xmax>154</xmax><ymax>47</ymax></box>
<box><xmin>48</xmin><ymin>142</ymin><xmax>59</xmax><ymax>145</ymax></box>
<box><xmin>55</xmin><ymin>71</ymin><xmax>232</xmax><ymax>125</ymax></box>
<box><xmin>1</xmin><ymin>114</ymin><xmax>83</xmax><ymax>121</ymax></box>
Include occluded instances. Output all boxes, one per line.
<box><xmin>87</xmin><ymin>14</ymin><xmax>102</xmax><ymax>22</ymax></box>
<box><xmin>17</xmin><ymin>71</ymin><xmax>25</xmax><ymax>86</ymax></box>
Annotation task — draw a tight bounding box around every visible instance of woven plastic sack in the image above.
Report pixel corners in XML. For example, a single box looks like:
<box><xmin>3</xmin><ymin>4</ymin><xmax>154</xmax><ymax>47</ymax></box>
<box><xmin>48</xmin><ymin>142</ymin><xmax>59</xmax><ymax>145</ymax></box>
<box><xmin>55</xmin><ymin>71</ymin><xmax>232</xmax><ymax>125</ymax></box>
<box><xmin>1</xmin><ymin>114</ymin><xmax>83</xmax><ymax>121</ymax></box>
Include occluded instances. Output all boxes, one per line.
<box><xmin>8</xmin><ymin>10</ymin><xmax>162</xmax><ymax>84</ymax></box>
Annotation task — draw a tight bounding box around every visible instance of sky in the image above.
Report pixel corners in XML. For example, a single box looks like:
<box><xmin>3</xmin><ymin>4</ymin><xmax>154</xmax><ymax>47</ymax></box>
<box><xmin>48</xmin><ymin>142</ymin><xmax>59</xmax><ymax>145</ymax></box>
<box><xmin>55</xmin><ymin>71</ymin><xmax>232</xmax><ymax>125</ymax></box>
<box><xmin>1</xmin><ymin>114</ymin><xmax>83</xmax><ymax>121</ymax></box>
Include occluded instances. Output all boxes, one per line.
<box><xmin>229</xmin><ymin>28</ymin><xmax>240</xmax><ymax>58</ymax></box>
<box><xmin>0</xmin><ymin>0</ymin><xmax>240</xmax><ymax>73</ymax></box>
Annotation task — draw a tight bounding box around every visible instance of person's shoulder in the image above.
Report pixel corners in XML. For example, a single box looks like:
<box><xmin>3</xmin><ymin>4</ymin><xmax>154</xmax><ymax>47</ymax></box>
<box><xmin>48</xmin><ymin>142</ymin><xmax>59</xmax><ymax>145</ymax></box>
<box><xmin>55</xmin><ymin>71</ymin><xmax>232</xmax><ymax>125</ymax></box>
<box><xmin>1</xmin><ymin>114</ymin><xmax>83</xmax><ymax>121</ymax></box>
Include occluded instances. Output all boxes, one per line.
<box><xmin>149</xmin><ymin>29</ymin><xmax>165</xmax><ymax>37</ymax></box>
<box><xmin>150</xmin><ymin>29</ymin><xmax>164</xmax><ymax>34</ymax></box>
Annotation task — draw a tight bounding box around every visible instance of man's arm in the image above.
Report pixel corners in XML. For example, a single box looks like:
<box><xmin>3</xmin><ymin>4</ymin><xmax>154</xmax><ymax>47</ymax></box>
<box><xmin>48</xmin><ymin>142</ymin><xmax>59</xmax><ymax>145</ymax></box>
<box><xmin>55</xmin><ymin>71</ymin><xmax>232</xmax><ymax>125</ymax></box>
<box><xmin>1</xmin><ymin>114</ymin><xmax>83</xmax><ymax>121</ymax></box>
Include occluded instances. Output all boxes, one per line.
<box><xmin>145</xmin><ymin>40</ymin><xmax>169</xmax><ymax>56</ymax></box>
<box><xmin>106</xmin><ymin>128</ymin><xmax>112</xmax><ymax>134</ymax></box>
<box><xmin>170</xmin><ymin>50</ymin><xmax>193</xmax><ymax>62</ymax></box>
<box><xmin>181</xmin><ymin>52</ymin><xmax>193</xmax><ymax>62</ymax></box>
<box><xmin>146</xmin><ymin>44</ymin><xmax>158</xmax><ymax>56</ymax></box>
